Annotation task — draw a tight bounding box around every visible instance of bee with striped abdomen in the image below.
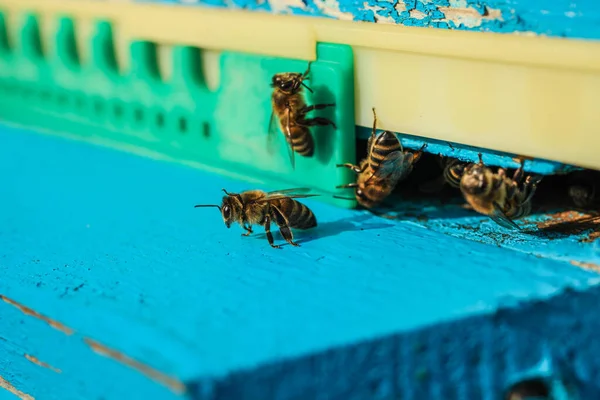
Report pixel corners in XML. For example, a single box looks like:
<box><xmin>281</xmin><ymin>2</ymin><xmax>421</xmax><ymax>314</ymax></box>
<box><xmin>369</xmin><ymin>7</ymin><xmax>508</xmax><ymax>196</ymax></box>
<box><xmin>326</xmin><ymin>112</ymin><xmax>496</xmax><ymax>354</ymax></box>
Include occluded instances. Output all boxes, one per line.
<box><xmin>460</xmin><ymin>154</ymin><xmax>542</xmax><ymax>230</ymax></box>
<box><xmin>335</xmin><ymin>108</ymin><xmax>425</xmax><ymax>208</ymax></box>
<box><xmin>195</xmin><ymin>188</ymin><xmax>318</xmax><ymax>248</ymax></box>
<box><xmin>269</xmin><ymin>62</ymin><xmax>336</xmax><ymax>169</ymax></box>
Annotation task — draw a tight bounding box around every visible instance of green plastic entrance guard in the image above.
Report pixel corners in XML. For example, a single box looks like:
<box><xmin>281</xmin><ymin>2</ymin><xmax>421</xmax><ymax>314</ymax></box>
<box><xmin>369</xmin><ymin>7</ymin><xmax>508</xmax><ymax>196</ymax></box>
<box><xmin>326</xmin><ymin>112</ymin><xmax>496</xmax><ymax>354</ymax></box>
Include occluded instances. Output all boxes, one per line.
<box><xmin>0</xmin><ymin>13</ymin><xmax>356</xmax><ymax>206</ymax></box>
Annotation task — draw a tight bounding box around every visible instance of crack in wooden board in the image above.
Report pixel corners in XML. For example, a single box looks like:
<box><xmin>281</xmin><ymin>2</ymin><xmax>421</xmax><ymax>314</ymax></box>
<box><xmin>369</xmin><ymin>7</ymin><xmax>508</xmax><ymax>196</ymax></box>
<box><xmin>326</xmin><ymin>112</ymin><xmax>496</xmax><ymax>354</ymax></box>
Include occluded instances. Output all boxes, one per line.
<box><xmin>0</xmin><ymin>294</ymin><xmax>185</xmax><ymax>395</ymax></box>
<box><xmin>0</xmin><ymin>376</ymin><xmax>34</xmax><ymax>400</ymax></box>
<box><xmin>0</xmin><ymin>296</ymin><xmax>74</xmax><ymax>335</ymax></box>
<box><xmin>23</xmin><ymin>355</ymin><xmax>62</xmax><ymax>374</ymax></box>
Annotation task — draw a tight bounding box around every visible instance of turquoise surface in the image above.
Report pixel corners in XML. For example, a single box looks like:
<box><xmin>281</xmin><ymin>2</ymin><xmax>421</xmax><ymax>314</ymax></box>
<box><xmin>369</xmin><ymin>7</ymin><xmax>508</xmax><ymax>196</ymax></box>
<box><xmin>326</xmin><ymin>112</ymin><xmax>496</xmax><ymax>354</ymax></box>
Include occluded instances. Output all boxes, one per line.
<box><xmin>1</xmin><ymin>125</ymin><xmax>599</xmax><ymax>399</ymax></box>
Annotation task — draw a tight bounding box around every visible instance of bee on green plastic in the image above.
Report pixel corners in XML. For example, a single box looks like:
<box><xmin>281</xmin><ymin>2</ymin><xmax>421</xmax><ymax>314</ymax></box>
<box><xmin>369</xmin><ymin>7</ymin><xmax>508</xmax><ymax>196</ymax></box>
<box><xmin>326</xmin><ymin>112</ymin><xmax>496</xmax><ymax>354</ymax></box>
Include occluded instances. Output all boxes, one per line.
<box><xmin>269</xmin><ymin>62</ymin><xmax>336</xmax><ymax>169</ymax></box>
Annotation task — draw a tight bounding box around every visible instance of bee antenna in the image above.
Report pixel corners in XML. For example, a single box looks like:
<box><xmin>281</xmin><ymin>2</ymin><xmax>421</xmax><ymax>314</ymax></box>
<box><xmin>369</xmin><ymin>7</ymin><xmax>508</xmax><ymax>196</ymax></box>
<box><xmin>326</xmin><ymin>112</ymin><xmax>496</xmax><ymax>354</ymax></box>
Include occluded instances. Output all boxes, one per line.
<box><xmin>477</xmin><ymin>153</ymin><xmax>483</xmax><ymax>164</ymax></box>
<box><xmin>194</xmin><ymin>204</ymin><xmax>222</xmax><ymax>211</ymax></box>
<box><xmin>222</xmin><ymin>188</ymin><xmax>244</xmax><ymax>205</ymax></box>
<box><xmin>303</xmin><ymin>62</ymin><xmax>312</xmax><ymax>78</ymax></box>
<box><xmin>301</xmin><ymin>82</ymin><xmax>314</xmax><ymax>93</ymax></box>
<box><xmin>333</xmin><ymin>195</ymin><xmax>356</xmax><ymax>201</ymax></box>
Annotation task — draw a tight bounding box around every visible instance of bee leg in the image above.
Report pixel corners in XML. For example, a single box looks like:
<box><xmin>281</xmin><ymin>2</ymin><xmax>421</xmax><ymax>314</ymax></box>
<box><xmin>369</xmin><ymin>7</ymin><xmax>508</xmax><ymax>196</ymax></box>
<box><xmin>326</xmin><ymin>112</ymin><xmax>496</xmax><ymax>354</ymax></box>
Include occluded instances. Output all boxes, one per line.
<box><xmin>263</xmin><ymin>216</ymin><xmax>280</xmax><ymax>249</ymax></box>
<box><xmin>271</xmin><ymin>205</ymin><xmax>300</xmax><ymax>247</ymax></box>
<box><xmin>299</xmin><ymin>103</ymin><xmax>336</xmax><ymax>114</ymax></box>
<box><xmin>520</xmin><ymin>175</ymin><xmax>543</xmax><ymax>205</ymax></box>
<box><xmin>297</xmin><ymin>116</ymin><xmax>337</xmax><ymax>130</ymax></box>
<box><xmin>336</xmin><ymin>163</ymin><xmax>365</xmax><ymax>174</ymax></box>
<box><xmin>336</xmin><ymin>183</ymin><xmax>358</xmax><ymax>189</ymax></box>
<box><xmin>512</xmin><ymin>161</ymin><xmax>526</xmax><ymax>183</ymax></box>
<box><xmin>411</xmin><ymin>143</ymin><xmax>428</xmax><ymax>163</ymax></box>
<box><xmin>242</xmin><ymin>225</ymin><xmax>253</xmax><ymax>237</ymax></box>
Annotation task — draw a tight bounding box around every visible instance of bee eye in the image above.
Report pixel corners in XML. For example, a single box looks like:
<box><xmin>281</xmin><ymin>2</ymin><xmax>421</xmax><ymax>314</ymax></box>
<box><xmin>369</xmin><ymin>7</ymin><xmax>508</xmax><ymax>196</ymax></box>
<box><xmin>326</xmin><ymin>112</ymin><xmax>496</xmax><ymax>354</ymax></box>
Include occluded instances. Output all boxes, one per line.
<box><xmin>280</xmin><ymin>81</ymin><xmax>293</xmax><ymax>90</ymax></box>
<box><xmin>223</xmin><ymin>205</ymin><xmax>231</xmax><ymax>219</ymax></box>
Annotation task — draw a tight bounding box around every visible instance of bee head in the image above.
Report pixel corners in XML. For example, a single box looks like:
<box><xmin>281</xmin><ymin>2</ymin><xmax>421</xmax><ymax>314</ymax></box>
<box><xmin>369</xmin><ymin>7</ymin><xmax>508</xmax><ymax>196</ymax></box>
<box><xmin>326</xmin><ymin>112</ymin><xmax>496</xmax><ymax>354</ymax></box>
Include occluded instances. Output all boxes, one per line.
<box><xmin>569</xmin><ymin>184</ymin><xmax>593</xmax><ymax>207</ymax></box>
<box><xmin>220</xmin><ymin>191</ymin><xmax>245</xmax><ymax>228</ymax></box>
<box><xmin>271</xmin><ymin>73</ymin><xmax>304</xmax><ymax>94</ymax></box>
<box><xmin>194</xmin><ymin>189</ymin><xmax>243</xmax><ymax>228</ymax></box>
<box><xmin>460</xmin><ymin>162</ymin><xmax>491</xmax><ymax>195</ymax></box>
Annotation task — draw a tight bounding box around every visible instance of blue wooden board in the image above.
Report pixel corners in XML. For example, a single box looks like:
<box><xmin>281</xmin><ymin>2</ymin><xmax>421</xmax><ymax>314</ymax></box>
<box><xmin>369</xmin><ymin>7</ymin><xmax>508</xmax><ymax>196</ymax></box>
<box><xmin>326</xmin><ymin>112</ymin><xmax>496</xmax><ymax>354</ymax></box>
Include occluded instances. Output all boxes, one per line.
<box><xmin>136</xmin><ymin>0</ymin><xmax>600</xmax><ymax>41</ymax></box>
<box><xmin>1</xmin><ymin>124</ymin><xmax>599</xmax><ymax>399</ymax></box>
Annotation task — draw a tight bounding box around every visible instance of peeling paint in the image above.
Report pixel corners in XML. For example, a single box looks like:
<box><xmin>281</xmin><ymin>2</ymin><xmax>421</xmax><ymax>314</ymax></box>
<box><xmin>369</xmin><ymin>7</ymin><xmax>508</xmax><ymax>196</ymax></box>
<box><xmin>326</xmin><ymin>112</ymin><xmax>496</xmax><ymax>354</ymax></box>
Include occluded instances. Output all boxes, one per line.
<box><xmin>84</xmin><ymin>338</ymin><xmax>186</xmax><ymax>394</ymax></box>
<box><xmin>24</xmin><ymin>354</ymin><xmax>62</xmax><ymax>374</ymax></box>
<box><xmin>536</xmin><ymin>211</ymin><xmax>600</xmax><ymax>239</ymax></box>
<box><xmin>0</xmin><ymin>376</ymin><xmax>34</xmax><ymax>400</ymax></box>
<box><xmin>137</xmin><ymin>0</ymin><xmax>600</xmax><ymax>41</ymax></box>
<box><xmin>0</xmin><ymin>295</ymin><xmax>74</xmax><ymax>335</ymax></box>
<box><xmin>438</xmin><ymin>6</ymin><xmax>502</xmax><ymax>28</ymax></box>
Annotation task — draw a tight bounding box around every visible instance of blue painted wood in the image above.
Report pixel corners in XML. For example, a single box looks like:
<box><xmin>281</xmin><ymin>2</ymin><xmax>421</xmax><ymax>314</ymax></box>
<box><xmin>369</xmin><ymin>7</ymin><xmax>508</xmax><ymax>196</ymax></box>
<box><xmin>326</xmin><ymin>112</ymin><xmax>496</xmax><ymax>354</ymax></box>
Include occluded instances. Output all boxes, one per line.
<box><xmin>1</xmin><ymin>124</ymin><xmax>599</xmax><ymax>399</ymax></box>
<box><xmin>135</xmin><ymin>0</ymin><xmax>600</xmax><ymax>41</ymax></box>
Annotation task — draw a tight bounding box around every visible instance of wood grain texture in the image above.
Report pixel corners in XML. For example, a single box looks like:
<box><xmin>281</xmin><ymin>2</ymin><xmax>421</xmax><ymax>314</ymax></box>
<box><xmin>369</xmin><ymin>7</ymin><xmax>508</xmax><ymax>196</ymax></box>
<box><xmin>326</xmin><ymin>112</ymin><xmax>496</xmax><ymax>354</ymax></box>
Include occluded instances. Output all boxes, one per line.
<box><xmin>1</xmin><ymin>125</ymin><xmax>599</xmax><ymax>399</ymax></box>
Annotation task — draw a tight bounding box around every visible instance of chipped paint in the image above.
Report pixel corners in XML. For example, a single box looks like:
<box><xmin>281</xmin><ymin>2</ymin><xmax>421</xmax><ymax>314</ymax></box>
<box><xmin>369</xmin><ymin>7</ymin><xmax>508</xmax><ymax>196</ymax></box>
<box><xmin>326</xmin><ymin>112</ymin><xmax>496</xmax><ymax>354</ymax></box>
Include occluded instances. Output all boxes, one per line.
<box><xmin>438</xmin><ymin>6</ymin><xmax>503</xmax><ymax>28</ymax></box>
<box><xmin>84</xmin><ymin>338</ymin><xmax>186</xmax><ymax>394</ymax></box>
<box><xmin>536</xmin><ymin>211</ymin><xmax>600</xmax><ymax>241</ymax></box>
<box><xmin>0</xmin><ymin>376</ymin><xmax>34</xmax><ymax>400</ymax></box>
<box><xmin>136</xmin><ymin>0</ymin><xmax>600</xmax><ymax>41</ymax></box>
<box><xmin>24</xmin><ymin>354</ymin><xmax>62</xmax><ymax>374</ymax></box>
<box><xmin>0</xmin><ymin>295</ymin><xmax>74</xmax><ymax>335</ymax></box>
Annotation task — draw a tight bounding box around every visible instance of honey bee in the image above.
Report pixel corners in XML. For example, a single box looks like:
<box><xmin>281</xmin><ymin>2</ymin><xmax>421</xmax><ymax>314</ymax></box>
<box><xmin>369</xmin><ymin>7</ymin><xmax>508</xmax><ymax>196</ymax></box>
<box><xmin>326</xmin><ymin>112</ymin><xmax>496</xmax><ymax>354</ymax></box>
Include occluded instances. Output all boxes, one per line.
<box><xmin>335</xmin><ymin>108</ymin><xmax>425</xmax><ymax>208</ymax></box>
<box><xmin>269</xmin><ymin>62</ymin><xmax>336</xmax><ymax>168</ymax></box>
<box><xmin>419</xmin><ymin>156</ymin><xmax>467</xmax><ymax>193</ymax></box>
<box><xmin>567</xmin><ymin>170</ymin><xmax>597</xmax><ymax>208</ymax></box>
<box><xmin>194</xmin><ymin>188</ymin><xmax>318</xmax><ymax>248</ymax></box>
<box><xmin>460</xmin><ymin>154</ymin><xmax>542</xmax><ymax>230</ymax></box>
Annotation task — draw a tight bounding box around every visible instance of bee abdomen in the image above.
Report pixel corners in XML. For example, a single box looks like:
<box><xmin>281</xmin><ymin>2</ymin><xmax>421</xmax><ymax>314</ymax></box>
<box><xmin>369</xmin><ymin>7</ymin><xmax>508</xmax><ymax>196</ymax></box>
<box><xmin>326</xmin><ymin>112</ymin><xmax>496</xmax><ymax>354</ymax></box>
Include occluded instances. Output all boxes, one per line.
<box><xmin>275</xmin><ymin>198</ymin><xmax>317</xmax><ymax>229</ymax></box>
<box><xmin>369</xmin><ymin>131</ymin><xmax>401</xmax><ymax>170</ymax></box>
<box><xmin>287</xmin><ymin>127</ymin><xmax>314</xmax><ymax>157</ymax></box>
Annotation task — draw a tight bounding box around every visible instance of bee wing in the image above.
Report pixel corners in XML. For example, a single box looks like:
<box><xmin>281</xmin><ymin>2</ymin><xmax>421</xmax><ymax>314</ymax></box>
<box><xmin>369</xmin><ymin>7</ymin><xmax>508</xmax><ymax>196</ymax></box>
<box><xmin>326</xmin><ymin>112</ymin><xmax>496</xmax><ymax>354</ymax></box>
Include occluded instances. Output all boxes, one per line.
<box><xmin>256</xmin><ymin>194</ymin><xmax>320</xmax><ymax>204</ymax></box>
<box><xmin>368</xmin><ymin>151</ymin><xmax>408</xmax><ymax>184</ymax></box>
<box><xmin>491</xmin><ymin>201</ymin><xmax>522</xmax><ymax>230</ymax></box>
<box><xmin>267</xmin><ymin>188</ymin><xmax>312</xmax><ymax>195</ymax></box>
<box><xmin>283</xmin><ymin>106</ymin><xmax>296</xmax><ymax>170</ymax></box>
<box><xmin>267</xmin><ymin>111</ymin><xmax>279</xmax><ymax>155</ymax></box>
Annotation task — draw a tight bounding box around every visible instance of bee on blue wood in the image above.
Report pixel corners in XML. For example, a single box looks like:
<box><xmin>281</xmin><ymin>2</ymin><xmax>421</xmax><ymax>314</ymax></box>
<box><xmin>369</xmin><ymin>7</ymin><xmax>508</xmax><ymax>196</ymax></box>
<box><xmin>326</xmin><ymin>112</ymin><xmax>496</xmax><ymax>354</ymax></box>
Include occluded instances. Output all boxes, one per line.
<box><xmin>460</xmin><ymin>154</ymin><xmax>542</xmax><ymax>230</ymax></box>
<box><xmin>269</xmin><ymin>62</ymin><xmax>337</xmax><ymax>169</ymax></box>
<box><xmin>195</xmin><ymin>188</ymin><xmax>318</xmax><ymax>248</ymax></box>
<box><xmin>335</xmin><ymin>107</ymin><xmax>425</xmax><ymax>208</ymax></box>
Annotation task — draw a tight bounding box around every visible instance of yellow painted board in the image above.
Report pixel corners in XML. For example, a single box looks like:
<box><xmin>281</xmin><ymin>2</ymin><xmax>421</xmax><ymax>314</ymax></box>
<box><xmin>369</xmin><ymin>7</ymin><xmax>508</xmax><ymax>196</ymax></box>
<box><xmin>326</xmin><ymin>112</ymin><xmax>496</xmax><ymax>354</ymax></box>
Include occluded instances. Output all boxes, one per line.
<box><xmin>1</xmin><ymin>0</ymin><xmax>600</xmax><ymax>170</ymax></box>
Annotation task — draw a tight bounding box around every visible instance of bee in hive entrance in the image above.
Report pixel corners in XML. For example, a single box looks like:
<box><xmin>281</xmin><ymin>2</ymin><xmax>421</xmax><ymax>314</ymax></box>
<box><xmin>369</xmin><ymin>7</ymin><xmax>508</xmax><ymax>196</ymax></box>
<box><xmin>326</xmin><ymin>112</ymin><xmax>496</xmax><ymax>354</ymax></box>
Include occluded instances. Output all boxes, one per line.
<box><xmin>269</xmin><ymin>62</ymin><xmax>337</xmax><ymax>169</ymax></box>
<box><xmin>460</xmin><ymin>154</ymin><xmax>543</xmax><ymax>230</ymax></box>
<box><xmin>195</xmin><ymin>188</ymin><xmax>318</xmax><ymax>248</ymax></box>
<box><xmin>335</xmin><ymin>108</ymin><xmax>426</xmax><ymax>208</ymax></box>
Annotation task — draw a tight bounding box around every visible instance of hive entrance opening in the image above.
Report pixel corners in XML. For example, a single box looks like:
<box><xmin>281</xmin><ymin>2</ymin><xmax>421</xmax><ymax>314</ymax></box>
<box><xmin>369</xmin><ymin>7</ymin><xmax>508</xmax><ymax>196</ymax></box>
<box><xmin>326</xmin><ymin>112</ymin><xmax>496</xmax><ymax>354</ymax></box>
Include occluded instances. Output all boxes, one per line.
<box><xmin>352</xmin><ymin>138</ymin><xmax>600</xmax><ymax>239</ymax></box>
